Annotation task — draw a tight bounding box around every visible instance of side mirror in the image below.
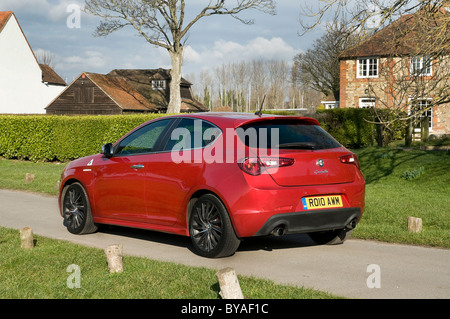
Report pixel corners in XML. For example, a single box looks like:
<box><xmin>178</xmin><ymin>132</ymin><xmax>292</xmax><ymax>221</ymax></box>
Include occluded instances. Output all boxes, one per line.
<box><xmin>101</xmin><ymin>143</ymin><xmax>114</xmax><ymax>158</ymax></box>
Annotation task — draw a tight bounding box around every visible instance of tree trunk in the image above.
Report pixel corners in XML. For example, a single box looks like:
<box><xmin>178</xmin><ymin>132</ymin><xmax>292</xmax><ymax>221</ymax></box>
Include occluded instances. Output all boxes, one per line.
<box><xmin>421</xmin><ymin>116</ymin><xmax>429</xmax><ymax>142</ymax></box>
<box><xmin>405</xmin><ymin>118</ymin><xmax>413</xmax><ymax>147</ymax></box>
<box><xmin>167</xmin><ymin>48</ymin><xmax>183</xmax><ymax>114</ymax></box>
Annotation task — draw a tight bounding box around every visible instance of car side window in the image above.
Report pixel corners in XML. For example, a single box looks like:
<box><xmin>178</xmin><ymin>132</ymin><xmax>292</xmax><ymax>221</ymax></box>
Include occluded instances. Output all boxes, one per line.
<box><xmin>164</xmin><ymin>118</ymin><xmax>221</xmax><ymax>151</ymax></box>
<box><xmin>115</xmin><ymin>119</ymin><xmax>171</xmax><ymax>156</ymax></box>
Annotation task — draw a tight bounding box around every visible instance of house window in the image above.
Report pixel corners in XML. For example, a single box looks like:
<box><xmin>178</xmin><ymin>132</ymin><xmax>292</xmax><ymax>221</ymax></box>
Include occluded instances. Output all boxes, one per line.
<box><xmin>411</xmin><ymin>56</ymin><xmax>432</xmax><ymax>76</ymax></box>
<box><xmin>152</xmin><ymin>80</ymin><xmax>166</xmax><ymax>90</ymax></box>
<box><xmin>359</xmin><ymin>97</ymin><xmax>376</xmax><ymax>108</ymax></box>
<box><xmin>410</xmin><ymin>99</ymin><xmax>433</xmax><ymax>131</ymax></box>
<box><xmin>357</xmin><ymin>57</ymin><xmax>379</xmax><ymax>78</ymax></box>
<box><xmin>322</xmin><ymin>101</ymin><xmax>339</xmax><ymax>109</ymax></box>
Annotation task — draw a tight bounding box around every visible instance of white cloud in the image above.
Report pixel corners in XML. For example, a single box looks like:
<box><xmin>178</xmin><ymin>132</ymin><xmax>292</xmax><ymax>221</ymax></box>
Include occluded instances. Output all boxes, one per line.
<box><xmin>183</xmin><ymin>36</ymin><xmax>299</xmax><ymax>74</ymax></box>
<box><xmin>59</xmin><ymin>50</ymin><xmax>107</xmax><ymax>73</ymax></box>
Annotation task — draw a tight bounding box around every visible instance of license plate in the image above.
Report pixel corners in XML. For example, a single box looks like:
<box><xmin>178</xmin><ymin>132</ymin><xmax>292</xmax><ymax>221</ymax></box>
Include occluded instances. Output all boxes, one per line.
<box><xmin>302</xmin><ymin>195</ymin><xmax>343</xmax><ymax>210</ymax></box>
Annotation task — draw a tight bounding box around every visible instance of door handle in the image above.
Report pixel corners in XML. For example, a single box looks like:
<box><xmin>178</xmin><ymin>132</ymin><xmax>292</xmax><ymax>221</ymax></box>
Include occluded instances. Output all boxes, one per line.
<box><xmin>130</xmin><ymin>164</ymin><xmax>145</xmax><ymax>170</ymax></box>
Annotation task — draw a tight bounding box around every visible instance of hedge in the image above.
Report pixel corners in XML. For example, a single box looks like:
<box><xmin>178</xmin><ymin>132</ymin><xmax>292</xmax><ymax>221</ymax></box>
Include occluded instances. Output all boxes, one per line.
<box><xmin>315</xmin><ymin>108</ymin><xmax>404</xmax><ymax>148</ymax></box>
<box><xmin>0</xmin><ymin>114</ymin><xmax>165</xmax><ymax>162</ymax></box>
<box><xmin>0</xmin><ymin>109</ymin><xmax>405</xmax><ymax>162</ymax></box>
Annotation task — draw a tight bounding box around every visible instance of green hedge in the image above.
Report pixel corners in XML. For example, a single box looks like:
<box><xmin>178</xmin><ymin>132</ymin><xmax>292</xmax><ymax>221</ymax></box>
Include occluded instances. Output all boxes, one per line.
<box><xmin>0</xmin><ymin>109</ymin><xmax>405</xmax><ymax>162</ymax></box>
<box><xmin>0</xmin><ymin>114</ymin><xmax>165</xmax><ymax>162</ymax></box>
<box><xmin>315</xmin><ymin>108</ymin><xmax>404</xmax><ymax>148</ymax></box>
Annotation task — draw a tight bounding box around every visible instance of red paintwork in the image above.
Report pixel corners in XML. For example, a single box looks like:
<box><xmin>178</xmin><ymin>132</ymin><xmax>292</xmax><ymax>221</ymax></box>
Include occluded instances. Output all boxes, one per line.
<box><xmin>59</xmin><ymin>113</ymin><xmax>365</xmax><ymax>238</ymax></box>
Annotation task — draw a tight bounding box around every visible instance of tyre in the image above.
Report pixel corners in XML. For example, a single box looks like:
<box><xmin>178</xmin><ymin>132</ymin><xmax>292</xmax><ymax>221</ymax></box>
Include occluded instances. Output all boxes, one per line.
<box><xmin>308</xmin><ymin>229</ymin><xmax>353</xmax><ymax>245</ymax></box>
<box><xmin>61</xmin><ymin>182</ymin><xmax>97</xmax><ymax>235</ymax></box>
<box><xmin>189</xmin><ymin>194</ymin><xmax>240</xmax><ymax>258</ymax></box>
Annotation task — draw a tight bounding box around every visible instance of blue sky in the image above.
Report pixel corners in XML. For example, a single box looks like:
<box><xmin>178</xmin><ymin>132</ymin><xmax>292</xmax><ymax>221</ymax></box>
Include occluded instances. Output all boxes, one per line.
<box><xmin>0</xmin><ymin>0</ymin><xmax>324</xmax><ymax>83</ymax></box>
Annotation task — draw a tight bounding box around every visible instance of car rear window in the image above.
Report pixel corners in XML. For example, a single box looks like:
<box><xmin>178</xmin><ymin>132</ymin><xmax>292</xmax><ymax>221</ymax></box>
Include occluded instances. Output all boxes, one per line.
<box><xmin>236</xmin><ymin>120</ymin><xmax>342</xmax><ymax>150</ymax></box>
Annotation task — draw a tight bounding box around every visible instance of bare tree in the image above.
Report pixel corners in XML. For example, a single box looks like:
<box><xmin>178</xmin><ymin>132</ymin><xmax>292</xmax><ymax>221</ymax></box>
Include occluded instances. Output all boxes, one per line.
<box><xmin>300</xmin><ymin>0</ymin><xmax>450</xmax><ymax>143</ymax></box>
<box><xmin>35</xmin><ymin>50</ymin><xmax>55</xmax><ymax>69</ymax></box>
<box><xmin>294</xmin><ymin>19</ymin><xmax>364</xmax><ymax>100</ymax></box>
<box><xmin>84</xmin><ymin>0</ymin><xmax>276</xmax><ymax>113</ymax></box>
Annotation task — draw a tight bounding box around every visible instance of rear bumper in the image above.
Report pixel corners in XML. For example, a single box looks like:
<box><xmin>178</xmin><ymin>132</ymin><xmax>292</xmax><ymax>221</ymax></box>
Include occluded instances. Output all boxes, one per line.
<box><xmin>253</xmin><ymin>207</ymin><xmax>362</xmax><ymax>237</ymax></box>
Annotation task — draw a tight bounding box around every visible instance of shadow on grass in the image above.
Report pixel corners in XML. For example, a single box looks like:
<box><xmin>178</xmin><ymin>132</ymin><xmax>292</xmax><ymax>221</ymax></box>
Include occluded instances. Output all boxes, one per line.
<box><xmin>355</xmin><ymin>147</ymin><xmax>449</xmax><ymax>184</ymax></box>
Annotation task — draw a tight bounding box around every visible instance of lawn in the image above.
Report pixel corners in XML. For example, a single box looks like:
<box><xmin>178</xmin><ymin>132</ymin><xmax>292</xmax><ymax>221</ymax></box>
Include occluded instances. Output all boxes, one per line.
<box><xmin>352</xmin><ymin>147</ymin><xmax>450</xmax><ymax>248</ymax></box>
<box><xmin>0</xmin><ymin>158</ymin><xmax>65</xmax><ymax>195</ymax></box>
<box><xmin>0</xmin><ymin>227</ymin><xmax>338</xmax><ymax>299</ymax></box>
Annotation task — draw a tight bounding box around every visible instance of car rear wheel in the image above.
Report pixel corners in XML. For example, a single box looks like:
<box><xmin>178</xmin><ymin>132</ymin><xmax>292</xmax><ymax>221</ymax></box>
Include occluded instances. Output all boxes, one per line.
<box><xmin>308</xmin><ymin>229</ymin><xmax>352</xmax><ymax>245</ymax></box>
<box><xmin>189</xmin><ymin>194</ymin><xmax>240</xmax><ymax>258</ymax></box>
<box><xmin>61</xmin><ymin>182</ymin><xmax>97</xmax><ymax>235</ymax></box>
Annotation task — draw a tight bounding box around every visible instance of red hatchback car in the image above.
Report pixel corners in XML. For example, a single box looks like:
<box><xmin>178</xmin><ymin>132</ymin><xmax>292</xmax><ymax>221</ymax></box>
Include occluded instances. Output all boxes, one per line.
<box><xmin>59</xmin><ymin>113</ymin><xmax>365</xmax><ymax>258</ymax></box>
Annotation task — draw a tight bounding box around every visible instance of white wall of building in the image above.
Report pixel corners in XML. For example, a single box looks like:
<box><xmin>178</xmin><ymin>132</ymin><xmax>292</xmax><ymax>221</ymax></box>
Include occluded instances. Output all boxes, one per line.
<box><xmin>0</xmin><ymin>14</ymin><xmax>65</xmax><ymax>114</ymax></box>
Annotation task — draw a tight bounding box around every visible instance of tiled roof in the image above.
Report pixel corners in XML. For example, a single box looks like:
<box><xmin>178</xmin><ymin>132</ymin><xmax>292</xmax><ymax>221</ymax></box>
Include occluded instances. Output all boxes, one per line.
<box><xmin>0</xmin><ymin>11</ymin><xmax>13</xmax><ymax>33</ymax></box>
<box><xmin>181</xmin><ymin>99</ymin><xmax>209</xmax><ymax>112</ymax></box>
<box><xmin>108</xmin><ymin>69</ymin><xmax>207</xmax><ymax>112</ymax></box>
<box><xmin>40</xmin><ymin>64</ymin><xmax>67</xmax><ymax>86</ymax></box>
<box><xmin>108</xmin><ymin>68</ymin><xmax>193</xmax><ymax>86</ymax></box>
<box><xmin>341</xmin><ymin>10</ymin><xmax>448</xmax><ymax>59</ymax></box>
<box><xmin>85</xmin><ymin>72</ymin><xmax>157</xmax><ymax>111</ymax></box>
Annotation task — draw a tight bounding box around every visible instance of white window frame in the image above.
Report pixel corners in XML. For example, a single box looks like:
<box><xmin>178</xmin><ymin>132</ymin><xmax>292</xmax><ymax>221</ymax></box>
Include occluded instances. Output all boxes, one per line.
<box><xmin>410</xmin><ymin>56</ymin><xmax>432</xmax><ymax>77</ymax></box>
<box><xmin>152</xmin><ymin>80</ymin><xmax>166</xmax><ymax>90</ymax></box>
<box><xmin>357</xmin><ymin>57</ymin><xmax>379</xmax><ymax>78</ymax></box>
<box><xmin>359</xmin><ymin>97</ymin><xmax>376</xmax><ymax>108</ymax></box>
<box><xmin>409</xmin><ymin>98</ymin><xmax>433</xmax><ymax>132</ymax></box>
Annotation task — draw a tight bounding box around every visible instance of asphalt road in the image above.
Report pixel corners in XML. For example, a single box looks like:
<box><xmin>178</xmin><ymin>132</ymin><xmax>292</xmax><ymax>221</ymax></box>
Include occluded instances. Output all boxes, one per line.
<box><xmin>0</xmin><ymin>189</ymin><xmax>449</xmax><ymax>299</ymax></box>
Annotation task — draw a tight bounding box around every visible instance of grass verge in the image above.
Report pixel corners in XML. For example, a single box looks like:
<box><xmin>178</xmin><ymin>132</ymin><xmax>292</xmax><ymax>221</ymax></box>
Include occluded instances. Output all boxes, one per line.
<box><xmin>0</xmin><ymin>158</ymin><xmax>65</xmax><ymax>196</ymax></box>
<box><xmin>352</xmin><ymin>147</ymin><xmax>450</xmax><ymax>248</ymax></box>
<box><xmin>0</xmin><ymin>227</ymin><xmax>339</xmax><ymax>299</ymax></box>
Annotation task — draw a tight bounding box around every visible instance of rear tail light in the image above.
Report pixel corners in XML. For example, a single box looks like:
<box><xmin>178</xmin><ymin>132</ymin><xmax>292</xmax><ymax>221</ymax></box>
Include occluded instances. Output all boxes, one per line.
<box><xmin>238</xmin><ymin>157</ymin><xmax>294</xmax><ymax>176</ymax></box>
<box><xmin>340</xmin><ymin>154</ymin><xmax>360</xmax><ymax>169</ymax></box>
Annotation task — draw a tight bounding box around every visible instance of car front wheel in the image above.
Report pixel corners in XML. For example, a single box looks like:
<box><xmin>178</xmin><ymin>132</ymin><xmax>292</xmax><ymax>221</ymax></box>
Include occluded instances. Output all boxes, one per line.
<box><xmin>61</xmin><ymin>182</ymin><xmax>97</xmax><ymax>235</ymax></box>
<box><xmin>189</xmin><ymin>194</ymin><xmax>240</xmax><ymax>258</ymax></box>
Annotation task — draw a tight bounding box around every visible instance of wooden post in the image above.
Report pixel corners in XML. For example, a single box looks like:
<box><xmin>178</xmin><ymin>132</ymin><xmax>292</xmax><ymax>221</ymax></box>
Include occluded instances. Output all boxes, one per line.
<box><xmin>25</xmin><ymin>173</ymin><xmax>35</xmax><ymax>184</ymax></box>
<box><xmin>216</xmin><ymin>267</ymin><xmax>244</xmax><ymax>299</ymax></box>
<box><xmin>105</xmin><ymin>244</ymin><xmax>123</xmax><ymax>273</ymax></box>
<box><xmin>20</xmin><ymin>227</ymin><xmax>34</xmax><ymax>249</ymax></box>
<box><xmin>408</xmin><ymin>217</ymin><xmax>423</xmax><ymax>233</ymax></box>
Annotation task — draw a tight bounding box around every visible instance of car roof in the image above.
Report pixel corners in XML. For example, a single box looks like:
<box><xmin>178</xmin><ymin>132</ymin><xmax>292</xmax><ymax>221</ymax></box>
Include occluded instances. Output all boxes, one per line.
<box><xmin>169</xmin><ymin>112</ymin><xmax>320</xmax><ymax>128</ymax></box>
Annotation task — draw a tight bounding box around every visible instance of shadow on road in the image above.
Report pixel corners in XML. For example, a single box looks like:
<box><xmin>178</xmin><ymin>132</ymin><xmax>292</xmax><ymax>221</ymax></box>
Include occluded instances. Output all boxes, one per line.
<box><xmin>96</xmin><ymin>224</ymin><xmax>318</xmax><ymax>256</ymax></box>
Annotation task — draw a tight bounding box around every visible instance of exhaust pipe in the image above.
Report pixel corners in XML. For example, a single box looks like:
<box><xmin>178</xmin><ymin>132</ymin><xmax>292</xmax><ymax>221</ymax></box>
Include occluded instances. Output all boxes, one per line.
<box><xmin>346</xmin><ymin>218</ymin><xmax>358</xmax><ymax>230</ymax></box>
<box><xmin>271</xmin><ymin>226</ymin><xmax>285</xmax><ymax>237</ymax></box>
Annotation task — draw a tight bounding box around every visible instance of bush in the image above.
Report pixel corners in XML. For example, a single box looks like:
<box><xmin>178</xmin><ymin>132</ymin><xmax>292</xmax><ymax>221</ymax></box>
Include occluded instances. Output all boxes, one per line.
<box><xmin>402</xmin><ymin>166</ymin><xmax>425</xmax><ymax>180</ymax></box>
<box><xmin>0</xmin><ymin>114</ymin><xmax>165</xmax><ymax>162</ymax></box>
<box><xmin>314</xmin><ymin>108</ymin><xmax>405</xmax><ymax>148</ymax></box>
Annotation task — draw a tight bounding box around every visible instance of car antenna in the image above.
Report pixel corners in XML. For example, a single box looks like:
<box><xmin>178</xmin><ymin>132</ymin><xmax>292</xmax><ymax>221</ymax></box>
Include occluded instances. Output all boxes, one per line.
<box><xmin>254</xmin><ymin>95</ymin><xmax>266</xmax><ymax>116</ymax></box>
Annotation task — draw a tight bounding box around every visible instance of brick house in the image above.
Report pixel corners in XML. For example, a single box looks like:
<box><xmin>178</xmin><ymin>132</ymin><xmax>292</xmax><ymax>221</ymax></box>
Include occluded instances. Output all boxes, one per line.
<box><xmin>339</xmin><ymin>10</ymin><xmax>450</xmax><ymax>137</ymax></box>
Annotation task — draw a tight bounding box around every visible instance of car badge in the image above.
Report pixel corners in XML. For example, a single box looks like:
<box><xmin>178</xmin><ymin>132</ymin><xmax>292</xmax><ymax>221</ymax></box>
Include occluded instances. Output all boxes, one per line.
<box><xmin>316</xmin><ymin>159</ymin><xmax>324</xmax><ymax>167</ymax></box>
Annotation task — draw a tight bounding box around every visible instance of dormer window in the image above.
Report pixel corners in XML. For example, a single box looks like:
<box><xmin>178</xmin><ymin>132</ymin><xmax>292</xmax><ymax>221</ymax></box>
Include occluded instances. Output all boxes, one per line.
<box><xmin>152</xmin><ymin>80</ymin><xmax>166</xmax><ymax>90</ymax></box>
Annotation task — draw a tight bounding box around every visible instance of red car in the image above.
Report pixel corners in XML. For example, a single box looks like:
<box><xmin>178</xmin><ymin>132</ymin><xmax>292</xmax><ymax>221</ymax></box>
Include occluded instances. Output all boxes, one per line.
<box><xmin>59</xmin><ymin>113</ymin><xmax>365</xmax><ymax>258</ymax></box>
